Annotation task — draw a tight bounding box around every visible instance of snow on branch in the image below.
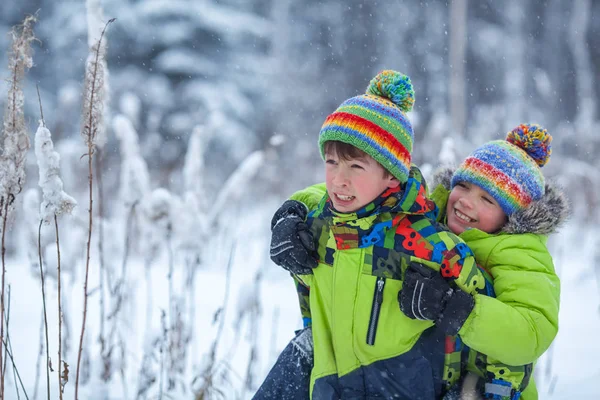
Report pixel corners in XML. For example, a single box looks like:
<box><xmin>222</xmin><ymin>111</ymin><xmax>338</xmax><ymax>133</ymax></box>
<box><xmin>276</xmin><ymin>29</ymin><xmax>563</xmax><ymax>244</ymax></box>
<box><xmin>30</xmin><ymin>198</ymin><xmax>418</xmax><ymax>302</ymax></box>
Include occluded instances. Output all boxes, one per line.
<box><xmin>81</xmin><ymin>18</ymin><xmax>115</xmax><ymax>150</ymax></box>
<box><xmin>86</xmin><ymin>0</ymin><xmax>111</xmax><ymax>148</ymax></box>
<box><xmin>207</xmin><ymin>150</ymin><xmax>264</xmax><ymax>227</ymax></box>
<box><xmin>0</xmin><ymin>14</ymin><xmax>37</xmax><ymax>210</ymax></box>
<box><xmin>34</xmin><ymin>121</ymin><xmax>77</xmax><ymax>224</ymax></box>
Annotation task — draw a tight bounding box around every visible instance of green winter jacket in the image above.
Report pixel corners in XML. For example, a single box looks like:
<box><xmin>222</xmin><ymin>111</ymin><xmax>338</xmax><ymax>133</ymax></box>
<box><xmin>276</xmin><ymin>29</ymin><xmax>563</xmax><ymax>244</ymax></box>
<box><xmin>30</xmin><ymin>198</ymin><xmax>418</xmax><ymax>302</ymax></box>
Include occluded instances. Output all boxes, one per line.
<box><xmin>293</xmin><ymin>168</ymin><xmax>567</xmax><ymax>400</ymax></box>
<box><xmin>429</xmin><ymin>168</ymin><xmax>566</xmax><ymax>400</ymax></box>
<box><xmin>291</xmin><ymin>166</ymin><xmax>486</xmax><ymax>399</ymax></box>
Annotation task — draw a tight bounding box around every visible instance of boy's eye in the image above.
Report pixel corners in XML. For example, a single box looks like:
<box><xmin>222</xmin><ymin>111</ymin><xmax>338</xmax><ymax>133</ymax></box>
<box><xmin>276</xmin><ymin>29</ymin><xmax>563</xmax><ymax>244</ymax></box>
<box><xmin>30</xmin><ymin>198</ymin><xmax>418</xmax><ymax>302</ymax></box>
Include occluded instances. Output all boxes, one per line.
<box><xmin>482</xmin><ymin>196</ymin><xmax>494</xmax><ymax>205</ymax></box>
<box><xmin>456</xmin><ymin>182</ymin><xmax>467</xmax><ymax>188</ymax></box>
<box><xmin>325</xmin><ymin>159</ymin><xmax>337</xmax><ymax>165</ymax></box>
<box><xmin>351</xmin><ymin>164</ymin><xmax>364</xmax><ymax>170</ymax></box>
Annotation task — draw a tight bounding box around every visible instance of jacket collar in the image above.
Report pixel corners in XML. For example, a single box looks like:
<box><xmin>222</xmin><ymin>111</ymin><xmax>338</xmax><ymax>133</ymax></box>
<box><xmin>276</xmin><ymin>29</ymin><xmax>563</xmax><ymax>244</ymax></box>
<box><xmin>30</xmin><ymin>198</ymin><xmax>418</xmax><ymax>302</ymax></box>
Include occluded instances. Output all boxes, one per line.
<box><xmin>319</xmin><ymin>165</ymin><xmax>439</xmax><ymax>221</ymax></box>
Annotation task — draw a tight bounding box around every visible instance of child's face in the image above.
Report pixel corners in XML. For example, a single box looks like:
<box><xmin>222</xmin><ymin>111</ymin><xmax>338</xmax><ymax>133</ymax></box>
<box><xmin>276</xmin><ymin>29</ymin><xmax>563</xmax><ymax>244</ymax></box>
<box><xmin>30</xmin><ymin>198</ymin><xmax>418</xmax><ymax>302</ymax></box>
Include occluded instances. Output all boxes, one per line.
<box><xmin>324</xmin><ymin>152</ymin><xmax>399</xmax><ymax>213</ymax></box>
<box><xmin>446</xmin><ymin>181</ymin><xmax>507</xmax><ymax>235</ymax></box>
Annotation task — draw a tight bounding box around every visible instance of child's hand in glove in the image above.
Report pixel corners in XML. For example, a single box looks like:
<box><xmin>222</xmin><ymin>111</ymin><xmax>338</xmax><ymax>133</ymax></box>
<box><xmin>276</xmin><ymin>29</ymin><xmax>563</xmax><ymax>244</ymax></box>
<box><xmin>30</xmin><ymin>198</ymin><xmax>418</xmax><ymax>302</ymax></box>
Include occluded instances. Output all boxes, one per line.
<box><xmin>270</xmin><ymin>200</ymin><xmax>318</xmax><ymax>275</ymax></box>
<box><xmin>398</xmin><ymin>262</ymin><xmax>474</xmax><ymax>336</ymax></box>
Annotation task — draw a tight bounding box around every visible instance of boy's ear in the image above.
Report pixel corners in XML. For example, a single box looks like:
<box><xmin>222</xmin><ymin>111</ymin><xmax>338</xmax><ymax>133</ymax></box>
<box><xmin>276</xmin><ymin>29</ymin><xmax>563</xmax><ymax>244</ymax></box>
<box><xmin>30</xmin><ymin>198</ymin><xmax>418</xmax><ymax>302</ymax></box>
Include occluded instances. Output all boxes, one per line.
<box><xmin>387</xmin><ymin>177</ymin><xmax>400</xmax><ymax>189</ymax></box>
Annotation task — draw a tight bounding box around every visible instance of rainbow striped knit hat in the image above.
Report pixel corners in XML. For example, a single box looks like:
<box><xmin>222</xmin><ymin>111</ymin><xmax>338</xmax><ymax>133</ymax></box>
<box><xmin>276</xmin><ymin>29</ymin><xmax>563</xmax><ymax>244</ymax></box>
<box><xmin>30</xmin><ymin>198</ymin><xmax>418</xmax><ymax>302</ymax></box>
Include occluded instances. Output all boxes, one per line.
<box><xmin>318</xmin><ymin>70</ymin><xmax>415</xmax><ymax>183</ymax></box>
<box><xmin>451</xmin><ymin>124</ymin><xmax>552</xmax><ymax>216</ymax></box>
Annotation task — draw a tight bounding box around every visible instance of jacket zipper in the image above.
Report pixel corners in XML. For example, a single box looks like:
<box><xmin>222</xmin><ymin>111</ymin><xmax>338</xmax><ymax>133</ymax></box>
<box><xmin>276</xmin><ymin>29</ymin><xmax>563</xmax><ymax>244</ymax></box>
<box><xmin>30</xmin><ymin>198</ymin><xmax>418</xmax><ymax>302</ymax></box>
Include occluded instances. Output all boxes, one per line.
<box><xmin>366</xmin><ymin>276</ymin><xmax>385</xmax><ymax>346</ymax></box>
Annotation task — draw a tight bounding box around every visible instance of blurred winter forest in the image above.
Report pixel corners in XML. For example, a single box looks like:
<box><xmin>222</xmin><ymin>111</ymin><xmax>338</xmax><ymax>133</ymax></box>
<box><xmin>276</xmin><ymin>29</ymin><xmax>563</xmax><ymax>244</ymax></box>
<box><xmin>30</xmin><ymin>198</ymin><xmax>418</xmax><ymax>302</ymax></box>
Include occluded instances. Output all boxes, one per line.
<box><xmin>0</xmin><ymin>0</ymin><xmax>598</xmax><ymax>399</ymax></box>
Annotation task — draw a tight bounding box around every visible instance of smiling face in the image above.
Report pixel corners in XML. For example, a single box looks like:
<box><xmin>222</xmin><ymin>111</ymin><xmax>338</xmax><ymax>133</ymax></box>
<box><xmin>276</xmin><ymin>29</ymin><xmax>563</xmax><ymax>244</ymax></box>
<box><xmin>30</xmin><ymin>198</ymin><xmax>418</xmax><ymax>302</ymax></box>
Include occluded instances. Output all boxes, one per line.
<box><xmin>324</xmin><ymin>144</ymin><xmax>399</xmax><ymax>213</ymax></box>
<box><xmin>446</xmin><ymin>181</ymin><xmax>507</xmax><ymax>235</ymax></box>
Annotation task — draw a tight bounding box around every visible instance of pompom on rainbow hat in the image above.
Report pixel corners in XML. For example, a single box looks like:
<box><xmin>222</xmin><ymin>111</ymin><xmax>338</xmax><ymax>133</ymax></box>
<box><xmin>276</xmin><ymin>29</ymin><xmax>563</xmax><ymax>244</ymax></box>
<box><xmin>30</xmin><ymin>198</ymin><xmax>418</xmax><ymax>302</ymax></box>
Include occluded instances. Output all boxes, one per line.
<box><xmin>451</xmin><ymin>123</ymin><xmax>552</xmax><ymax>216</ymax></box>
<box><xmin>318</xmin><ymin>70</ymin><xmax>415</xmax><ymax>183</ymax></box>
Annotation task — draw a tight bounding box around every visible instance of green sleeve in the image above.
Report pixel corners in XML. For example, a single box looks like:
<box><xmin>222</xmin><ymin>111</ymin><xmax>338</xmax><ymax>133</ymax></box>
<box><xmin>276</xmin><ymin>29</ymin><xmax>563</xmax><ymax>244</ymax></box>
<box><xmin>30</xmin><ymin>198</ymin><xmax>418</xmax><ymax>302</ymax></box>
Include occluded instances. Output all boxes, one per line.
<box><xmin>459</xmin><ymin>234</ymin><xmax>560</xmax><ymax>365</ymax></box>
<box><xmin>289</xmin><ymin>183</ymin><xmax>326</xmax><ymax>212</ymax></box>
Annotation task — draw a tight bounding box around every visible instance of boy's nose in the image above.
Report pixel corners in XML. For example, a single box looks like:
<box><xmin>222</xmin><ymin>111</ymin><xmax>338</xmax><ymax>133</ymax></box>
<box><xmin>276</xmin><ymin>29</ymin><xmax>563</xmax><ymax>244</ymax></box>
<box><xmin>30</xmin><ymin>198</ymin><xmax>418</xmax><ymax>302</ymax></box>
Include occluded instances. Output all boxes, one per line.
<box><xmin>333</xmin><ymin>171</ymin><xmax>350</xmax><ymax>186</ymax></box>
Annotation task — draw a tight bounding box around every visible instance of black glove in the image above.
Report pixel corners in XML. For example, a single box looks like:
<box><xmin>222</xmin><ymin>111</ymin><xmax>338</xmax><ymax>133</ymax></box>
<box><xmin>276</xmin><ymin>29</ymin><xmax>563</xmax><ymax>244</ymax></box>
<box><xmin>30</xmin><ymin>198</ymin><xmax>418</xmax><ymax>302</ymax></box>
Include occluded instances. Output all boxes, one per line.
<box><xmin>398</xmin><ymin>262</ymin><xmax>474</xmax><ymax>336</ymax></box>
<box><xmin>270</xmin><ymin>200</ymin><xmax>318</xmax><ymax>275</ymax></box>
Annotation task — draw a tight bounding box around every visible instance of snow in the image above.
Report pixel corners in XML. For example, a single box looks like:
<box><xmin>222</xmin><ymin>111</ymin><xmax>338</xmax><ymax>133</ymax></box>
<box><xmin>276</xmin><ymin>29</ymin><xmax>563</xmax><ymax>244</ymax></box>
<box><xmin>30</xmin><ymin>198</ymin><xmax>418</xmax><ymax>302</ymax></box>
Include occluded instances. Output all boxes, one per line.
<box><xmin>0</xmin><ymin>203</ymin><xmax>595</xmax><ymax>399</ymax></box>
<box><xmin>34</xmin><ymin>121</ymin><xmax>77</xmax><ymax>224</ymax></box>
<box><xmin>0</xmin><ymin>1</ymin><xmax>598</xmax><ymax>399</ymax></box>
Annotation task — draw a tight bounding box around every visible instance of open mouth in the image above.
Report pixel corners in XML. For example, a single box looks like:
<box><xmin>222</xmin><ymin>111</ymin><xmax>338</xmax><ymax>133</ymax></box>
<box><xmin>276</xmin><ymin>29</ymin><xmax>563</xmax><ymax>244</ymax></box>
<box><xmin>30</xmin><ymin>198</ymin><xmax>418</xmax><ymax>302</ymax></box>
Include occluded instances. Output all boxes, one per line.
<box><xmin>334</xmin><ymin>193</ymin><xmax>355</xmax><ymax>202</ymax></box>
<box><xmin>454</xmin><ymin>208</ymin><xmax>476</xmax><ymax>223</ymax></box>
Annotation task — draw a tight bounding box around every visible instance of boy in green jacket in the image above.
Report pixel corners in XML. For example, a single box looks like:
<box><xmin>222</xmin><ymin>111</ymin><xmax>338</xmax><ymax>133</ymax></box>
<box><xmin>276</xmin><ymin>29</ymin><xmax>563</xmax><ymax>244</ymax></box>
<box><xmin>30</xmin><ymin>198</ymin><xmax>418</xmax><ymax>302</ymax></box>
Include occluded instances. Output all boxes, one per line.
<box><xmin>258</xmin><ymin>123</ymin><xmax>568</xmax><ymax>399</ymax></box>
<box><xmin>255</xmin><ymin>70</ymin><xmax>487</xmax><ymax>400</ymax></box>
<box><xmin>401</xmin><ymin>123</ymin><xmax>568</xmax><ymax>399</ymax></box>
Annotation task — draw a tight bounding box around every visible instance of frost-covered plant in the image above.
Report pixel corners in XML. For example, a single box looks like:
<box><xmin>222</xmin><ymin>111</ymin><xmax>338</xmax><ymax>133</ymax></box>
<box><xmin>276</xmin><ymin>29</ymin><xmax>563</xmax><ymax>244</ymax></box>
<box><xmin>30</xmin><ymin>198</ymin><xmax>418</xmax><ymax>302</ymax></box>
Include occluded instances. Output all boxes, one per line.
<box><xmin>35</xmin><ymin>121</ymin><xmax>77</xmax><ymax>224</ymax></box>
<box><xmin>0</xmin><ymin>15</ymin><xmax>36</xmax><ymax>210</ymax></box>
<box><xmin>0</xmin><ymin>14</ymin><xmax>37</xmax><ymax>397</ymax></box>
<box><xmin>85</xmin><ymin>0</ymin><xmax>111</xmax><ymax>149</ymax></box>
<box><xmin>98</xmin><ymin>113</ymin><xmax>148</xmax><ymax>386</ymax></box>
<box><xmin>76</xmin><ymin>17</ymin><xmax>115</xmax><ymax>400</ymax></box>
<box><xmin>208</xmin><ymin>150</ymin><xmax>264</xmax><ymax>228</ymax></box>
<box><xmin>34</xmin><ymin>120</ymin><xmax>76</xmax><ymax>399</ymax></box>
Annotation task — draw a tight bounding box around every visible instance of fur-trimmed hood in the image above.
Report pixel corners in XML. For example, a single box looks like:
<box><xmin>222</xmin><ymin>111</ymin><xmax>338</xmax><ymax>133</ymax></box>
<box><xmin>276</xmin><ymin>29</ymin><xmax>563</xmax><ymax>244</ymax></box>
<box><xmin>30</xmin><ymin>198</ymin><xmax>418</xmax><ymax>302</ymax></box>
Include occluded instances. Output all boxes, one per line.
<box><xmin>432</xmin><ymin>167</ymin><xmax>571</xmax><ymax>235</ymax></box>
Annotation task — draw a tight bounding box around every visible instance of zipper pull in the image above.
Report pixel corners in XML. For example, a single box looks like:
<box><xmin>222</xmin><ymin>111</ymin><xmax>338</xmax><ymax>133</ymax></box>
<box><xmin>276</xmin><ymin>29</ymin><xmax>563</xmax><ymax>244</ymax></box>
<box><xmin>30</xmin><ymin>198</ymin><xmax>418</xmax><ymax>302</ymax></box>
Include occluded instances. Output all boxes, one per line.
<box><xmin>375</xmin><ymin>277</ymin><xmax>385</xmax><ymax>304</ymax></box>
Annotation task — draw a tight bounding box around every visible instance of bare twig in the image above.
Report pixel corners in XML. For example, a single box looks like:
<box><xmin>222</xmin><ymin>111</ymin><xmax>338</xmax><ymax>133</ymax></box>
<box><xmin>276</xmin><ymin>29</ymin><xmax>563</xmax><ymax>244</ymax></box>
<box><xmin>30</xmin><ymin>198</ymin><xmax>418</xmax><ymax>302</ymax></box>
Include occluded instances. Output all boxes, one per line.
<box><xmin>33</xmin><ymin>310</ymin><xmax>44</xmax><ymax>400</ymax></box>
<box><xmin>4</xmin><ymin>289</ymin><xmax>24</xmax><ymax>400</ymax></box>
<box><xmin>75</xmin><ymin>18</ymin><xmax>115</xmax><ymax>400</ymax></box>
<box><xmin>55</xmin><ymin>215</ymin><xmax>65</xmax><ymax>399</ymax></box>
<box><xmin>1</xmin><ymin>281</ymin><xmax>7</xmax><ymax>391</ymax></box>
<box><xmin>1</xmin><ymin>337</ymin><xmax>29</xmax><ymax>400</ymax></box>
<box><xmin>159</xmin><ymin>310</ymin><xmax>167</xmax><ymax>400</ymax></box>
<box><xmin>95</xmin><ymin>147</ymin><xmax>111</xmax><ymax>383</ymax></box>
<box><xmin>36</xmin><ymin>84</ymin><xmax>44</xmax><ymax>127</ymax></box>
<box><xmin>1</xmin><ymin>199</ymin><xmax>8</xmax><ymax>396</ymax></box>
<box><xmin>38</xmin><ymin>220</ymin><xmax>51</xmax><ymax>400</ymax></box>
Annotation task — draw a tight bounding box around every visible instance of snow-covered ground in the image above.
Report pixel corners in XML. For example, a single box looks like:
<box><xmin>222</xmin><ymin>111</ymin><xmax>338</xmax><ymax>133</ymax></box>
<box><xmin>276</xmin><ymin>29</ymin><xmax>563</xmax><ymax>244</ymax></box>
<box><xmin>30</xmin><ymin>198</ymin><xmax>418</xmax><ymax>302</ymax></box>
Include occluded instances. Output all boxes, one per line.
<box><xmin>1</xmin><ymin>206</ymin><xmax>598</xmax><ymax>399</ymax></box>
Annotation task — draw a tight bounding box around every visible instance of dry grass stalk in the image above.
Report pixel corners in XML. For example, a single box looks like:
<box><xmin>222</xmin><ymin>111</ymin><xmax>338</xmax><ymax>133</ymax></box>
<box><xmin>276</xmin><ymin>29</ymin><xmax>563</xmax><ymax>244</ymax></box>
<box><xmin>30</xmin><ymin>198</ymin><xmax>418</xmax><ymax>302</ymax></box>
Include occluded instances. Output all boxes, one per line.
<box><xmin>0</xmin><ymin>15</ymin><xmax>37</xmax><ymax>397</ymax></box>
<box><xmin>34</xmin><ymin>91</ymin><xmax>74</xmax><ymax>399</ymax></box>
<box><xmin>37</xmin><ymin>220</ymin><xmax>51</xmax><ymax>400</ymax></box>
<box><xmin>96</xmin><ymin>151</ymin><xmax>107</xmax><ymax>384</ymax></box>
<box><xmin>75</xmin><ymin>18</ymin><xmax>115</xmax><ymax>400</ymax></box>
<box><xmin>55</xmin><ymin>215</ymin><xmax>66</xmax><ymax>399</ymax></box>
<box><xmin>159</xmin><ymin>310</ymin><xmax>167</xmax><ymax>400</ymax></box>
<box><xmin>3</xmin><ymin>289</ymin><xmax>28</xmax><ymax>400</ymax></box>
<box><xmin>1</xmin><ymin>336</ymin><xmax>29</xmax><ymax>400</ymax></box>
